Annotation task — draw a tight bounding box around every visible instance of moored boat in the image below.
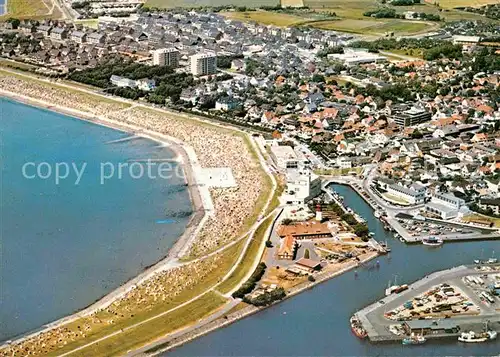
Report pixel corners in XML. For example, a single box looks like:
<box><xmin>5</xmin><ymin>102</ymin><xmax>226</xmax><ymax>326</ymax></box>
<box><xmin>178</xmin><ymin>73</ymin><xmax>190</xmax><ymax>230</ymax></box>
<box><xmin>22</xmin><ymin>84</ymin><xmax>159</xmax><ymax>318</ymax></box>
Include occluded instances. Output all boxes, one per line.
<box><xmin>402</xmin><ymin>334</ymin><xmax>426</xmax><ymax>345</ymax></box>
<box><xmin>380</xmin><ymin>241</ymin><xmax>391</xmax><ymax>253</ymax></box>
<box><xmin>422</xmin><ymin>236</ymin><xmax>443</xmax><ymax>246</ymax></box>
<box><xmin>350</xmin><ymin>315</ymin><xmax>368</xmax><ymax>339</ymax></box>
<box><xmin>458</xmin><ymin>330</ymin><xmax>497</xmax><ymax>343</ymax></box>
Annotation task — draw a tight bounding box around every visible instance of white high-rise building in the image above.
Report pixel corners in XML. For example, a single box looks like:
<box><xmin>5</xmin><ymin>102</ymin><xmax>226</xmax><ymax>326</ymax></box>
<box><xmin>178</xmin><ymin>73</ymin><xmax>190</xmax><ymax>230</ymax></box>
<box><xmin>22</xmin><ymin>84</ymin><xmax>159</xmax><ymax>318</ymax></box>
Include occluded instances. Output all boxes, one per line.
<box><xmin>153</xmin><ymin>48</ymin><xmax>179</xmax><ymax>67</ymax></box>
<box><xmin>190</xmin><ymin>52</ymin><xmax>217</xmax><ymax>76</ymax></box>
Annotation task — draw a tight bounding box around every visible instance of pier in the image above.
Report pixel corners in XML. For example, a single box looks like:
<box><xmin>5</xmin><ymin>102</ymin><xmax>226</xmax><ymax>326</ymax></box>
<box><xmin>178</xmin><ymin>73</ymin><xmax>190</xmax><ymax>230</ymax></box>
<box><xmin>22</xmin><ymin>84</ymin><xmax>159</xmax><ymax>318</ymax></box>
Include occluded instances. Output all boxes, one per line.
<box><xmin>355</xmin><ymin>264</ymin><xmax>500</xmax><ymax>342</ymax></box>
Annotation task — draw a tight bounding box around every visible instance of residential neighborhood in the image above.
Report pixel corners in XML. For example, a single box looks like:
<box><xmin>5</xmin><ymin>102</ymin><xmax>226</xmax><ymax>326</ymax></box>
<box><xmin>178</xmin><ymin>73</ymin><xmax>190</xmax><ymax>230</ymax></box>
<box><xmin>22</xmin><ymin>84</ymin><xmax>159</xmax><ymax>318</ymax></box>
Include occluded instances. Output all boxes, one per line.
<box><xmin>0</xmin><ymin>5</ymin><xmax>499</xmax><ymax>356</ymax></box>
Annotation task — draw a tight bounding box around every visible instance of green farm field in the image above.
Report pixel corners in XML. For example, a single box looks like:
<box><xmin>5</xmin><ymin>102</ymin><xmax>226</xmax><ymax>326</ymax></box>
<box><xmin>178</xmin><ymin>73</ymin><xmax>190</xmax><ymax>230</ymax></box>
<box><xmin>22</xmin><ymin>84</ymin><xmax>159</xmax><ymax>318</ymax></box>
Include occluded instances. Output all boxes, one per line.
<box><xmin>427</xmin><ymin>0</ymin><xmax>500</xmax><ymax>8</ymax></box>
<box><xmin>145</xmin><ymin>0</ymin><xmax>279</xmax><ymax>8</ymax></box>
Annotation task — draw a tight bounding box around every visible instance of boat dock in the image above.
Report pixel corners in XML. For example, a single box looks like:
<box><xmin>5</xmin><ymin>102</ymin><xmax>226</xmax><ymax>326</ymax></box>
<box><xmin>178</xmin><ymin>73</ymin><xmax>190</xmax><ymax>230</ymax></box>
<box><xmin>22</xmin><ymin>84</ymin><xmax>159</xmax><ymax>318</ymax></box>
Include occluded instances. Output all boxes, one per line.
<box><xmin>355</xmin><ymin>264</ymin><xmax>500</xmax><ymax>342</ymax></box>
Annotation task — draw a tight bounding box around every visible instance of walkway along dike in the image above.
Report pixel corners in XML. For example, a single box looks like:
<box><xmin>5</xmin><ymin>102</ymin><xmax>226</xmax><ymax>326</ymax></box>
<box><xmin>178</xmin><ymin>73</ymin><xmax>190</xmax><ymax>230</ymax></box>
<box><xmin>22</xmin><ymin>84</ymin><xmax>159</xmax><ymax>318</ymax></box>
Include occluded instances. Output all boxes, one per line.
<box><xmin>139</xmin><ymin>253</ymin><xmax>380</xmax><ymax>356</ymax></box>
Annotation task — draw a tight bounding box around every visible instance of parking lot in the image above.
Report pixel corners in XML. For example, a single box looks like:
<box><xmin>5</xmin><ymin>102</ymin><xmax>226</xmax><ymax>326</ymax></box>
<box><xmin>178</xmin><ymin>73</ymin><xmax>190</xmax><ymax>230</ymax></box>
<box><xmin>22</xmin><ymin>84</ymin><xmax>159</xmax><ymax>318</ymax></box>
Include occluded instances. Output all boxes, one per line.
<box><xmin>384</xmin><ymin>282</ymin><xmax>481</xmax><ymax>322</ymax></box>
<box><xmin>461</xmin><ymin>271</ymin><xmax>500</xmax><ymax>312</ymax></box>
<box><xmin>396</xmin><ymin>218</ymin><xmax>481</xmax><ymax>239</ymax></box>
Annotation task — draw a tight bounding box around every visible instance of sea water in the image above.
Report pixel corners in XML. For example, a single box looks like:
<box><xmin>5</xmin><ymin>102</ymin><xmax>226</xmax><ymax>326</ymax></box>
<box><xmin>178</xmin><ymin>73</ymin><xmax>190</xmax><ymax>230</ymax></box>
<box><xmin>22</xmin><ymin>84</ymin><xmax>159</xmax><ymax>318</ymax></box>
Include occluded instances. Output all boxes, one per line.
<box><xmin>0</xmin><ymin>98</ymin><xmax>192</xmax><ymax>341</ymax></box>
<box><xmin>169</xmin><ymin>184</ymin><xmax>500</xmax><ymax>356</ymax></box>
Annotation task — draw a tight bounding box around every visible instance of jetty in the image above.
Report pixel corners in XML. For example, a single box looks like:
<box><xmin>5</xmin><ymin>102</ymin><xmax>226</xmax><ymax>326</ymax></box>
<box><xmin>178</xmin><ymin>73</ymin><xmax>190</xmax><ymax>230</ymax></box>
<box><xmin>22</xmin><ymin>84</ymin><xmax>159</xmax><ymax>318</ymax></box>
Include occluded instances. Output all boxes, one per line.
<box><xmin>355</xmin><ymin>264</ymin><xmax>500</xmax><ymax>342</ymax></box>
<box><xmin>106</xmin><ymin>134</ymin><xmax>141</xmax><ymax>144</ymax></box>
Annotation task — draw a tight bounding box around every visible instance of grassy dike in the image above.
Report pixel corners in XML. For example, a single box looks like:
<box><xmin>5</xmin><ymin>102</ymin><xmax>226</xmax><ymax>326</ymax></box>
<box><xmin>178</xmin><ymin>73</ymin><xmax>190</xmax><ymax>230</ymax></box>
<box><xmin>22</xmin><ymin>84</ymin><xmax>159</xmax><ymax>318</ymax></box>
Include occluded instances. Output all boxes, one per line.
<box><xmin>216</xmin><ymin>214</ymin><xmax>275</xmax><ymax>295</ymax></box>
<box><xmin>53</xmin><ymin>292</ymin><xmax>228</xmax><ymax>357</ymax></box>
<box><xmin>40</xmin><ymin>240</ymin><xmax>244</xmax><ymax>357</ymax></box>
<box><xmin>0</xmin><ymin>68</ymin><xmax>131</xmax><ymax>107</ymax></box>
<box><xmin>0</xmin><ymin>68</ymin><xmax>276</xmax><ymax>356</ymax></box>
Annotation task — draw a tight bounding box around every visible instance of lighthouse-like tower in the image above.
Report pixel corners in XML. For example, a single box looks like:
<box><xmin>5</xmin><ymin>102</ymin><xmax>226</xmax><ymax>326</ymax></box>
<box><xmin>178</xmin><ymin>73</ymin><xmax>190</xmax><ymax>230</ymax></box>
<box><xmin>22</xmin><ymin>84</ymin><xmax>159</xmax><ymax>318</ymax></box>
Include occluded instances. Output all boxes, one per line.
<box><xmin>315</xmin><ymin>204</ymin><xmax>322</xmax><ymax>222</ymax></box>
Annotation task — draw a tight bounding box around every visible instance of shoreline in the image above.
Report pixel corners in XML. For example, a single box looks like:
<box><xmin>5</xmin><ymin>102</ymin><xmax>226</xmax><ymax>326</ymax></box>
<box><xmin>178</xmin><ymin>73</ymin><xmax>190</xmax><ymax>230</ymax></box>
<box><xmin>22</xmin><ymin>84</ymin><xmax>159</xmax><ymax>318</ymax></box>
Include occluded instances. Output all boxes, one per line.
<box><xmin>0</xmin><ymin>91</ymin><xmax>210</xmax><ymax>344</ymax></box>
<box><xmin>140</xmin><ymin>251</ymin><xmax>380</xmax><ymax>356</ymax></box>
<box><xmin>0</xmin><ymin>69</ymin><xmax>278</xmax><ymax>357</ymax></box>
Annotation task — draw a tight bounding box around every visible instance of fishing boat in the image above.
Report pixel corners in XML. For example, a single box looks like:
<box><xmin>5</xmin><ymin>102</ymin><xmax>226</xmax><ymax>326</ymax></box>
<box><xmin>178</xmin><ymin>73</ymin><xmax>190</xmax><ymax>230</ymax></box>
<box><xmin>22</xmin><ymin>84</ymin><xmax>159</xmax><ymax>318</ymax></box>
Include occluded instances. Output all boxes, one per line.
<box><xmin>380</xmin><ymin>241</ymin><xmax>391</xmax><ymax>253</ymax></box>
<box><xmin>458</xmin><ymin>330</ymin><xmax>497</xmax><ymax>343</ymax></box>
<box><xmin>385</xmin><ymin>275</ymin><xmax>408</xmax><ymax>296</ymax></box>
<box><xmin>402</xmin><ymin>334</ymin><xmax>426</xmax><ymax>345</ymax></box>
<box><xmin>474</xmin><ymin>250</ymin><xmax>497</xmax><ymax>265</ymax></box>
<box><xmin>374</xmin><ymin>211</ymin><xmax>382</xmax><ymax>218</ymax></box>
<box><xmin>350</xmin><ymin>315</ymin><xmax>368</xmax><ymax>339</ymax></box>
<box><xmin>487</xmin><ymin>251</ymin><xmax>497</xmax><ymax>264</ymax></box>
<box><xmin>422</xmin><ymin>236</ymin><xmax>443</xmax><ymax>247</ymax></box>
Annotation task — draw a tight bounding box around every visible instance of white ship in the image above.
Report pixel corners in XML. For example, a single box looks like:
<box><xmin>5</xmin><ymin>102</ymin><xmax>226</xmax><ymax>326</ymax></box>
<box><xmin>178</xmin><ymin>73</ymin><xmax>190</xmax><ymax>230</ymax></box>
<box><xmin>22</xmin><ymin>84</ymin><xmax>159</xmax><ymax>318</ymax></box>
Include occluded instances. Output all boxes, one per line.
<box><xmin>458</xmin><ymin>330</ymin><xmax>497</xmax><ymax>343</ymax></box>
<box><xmin>422</xmin><ymin>236</ymin><xmax>443</xmax><ymax>247</ymax></box>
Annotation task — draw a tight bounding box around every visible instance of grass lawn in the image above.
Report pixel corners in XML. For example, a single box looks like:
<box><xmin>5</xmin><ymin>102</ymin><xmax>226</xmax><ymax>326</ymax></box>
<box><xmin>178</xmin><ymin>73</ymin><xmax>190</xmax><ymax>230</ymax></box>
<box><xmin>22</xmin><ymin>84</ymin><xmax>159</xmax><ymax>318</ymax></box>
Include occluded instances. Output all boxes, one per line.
<box><xmin>0</xmin><ymin>58</ymin><xmax>38</xmax><ymax>70</ymax></box>
<box><xmin>74</xmin><ymin>19</ymin><xmax>99</xmax><ymax>29</ymax></box>
<box><xmin>58</xmin><ymin>292</ymin><xmax>227</xmax><ymax>357</ymax></box>
<box><xmin>303</xmin><ymin>0</ymin><xmax>498</xmax><ymax>35</ymax></box>
<box><xmin>266</xmin><ymin>176</ymin><xmax>285</xmax><ymax>216</ymax></box>
<box><xmin>225</xmin><ymin>301</ymin><xmax>251</xmax><ymax>315</ymax></box>
<box><xmin>393</xmin><ymin>3</ymin><xmax>495</xmax><ymax>21</ymax></box>
<box><xmin>216</xmin><ymin>214</ymin><xmax>275</xmax><ymax>294</ymax></box>
<box><xmin>0</xmin><ymin>68</ymin><xmax>131</xmax><ymax>107</ymax></box>
<box><xmin>305</xmin><ymin>0</ymin><xmax>379</xmax><ymax>18</ymax></box>
<box><xmin>462</xmin><ymin>214</ymin><xmax>500</xmax><ymax>228</ymax></box>
<box><xmin>239</xmin><ymin>135</ymin><xmax>274</xmax><ymax>233</ymax></box>
<box><xmin>381</xmin><ymin>192</ymin><xmax>411</xmax><ymax>206</ymax></box>
<box><xmin>0</xmin><ymin>0</ymin><xmax>50</xmax><ymax>19</ymax></box>
<box><xmin>383</xmin><ymin>48</ymin><xmax>424</xmax><ymax>59</ymax></box>
<box><xmin>281</xmin><ymin>0</ymin><xmax>304</xmax><ymax>7</ymax></box>
<box><xmin>429</xmin><ymin>0</ymin><xmax>499</xmax><ymax>8</ymax></box>
<box><xmin>314</xmin><ymin>167</ymin><xmax>363</xmax><ymax>176</ymax></box>
<box><xmin>308</xmin><ymin>18</ymin><xmax>432</xmax><ymax>35</ymax></box>
<box><xmin>221</xmin><ymin>10</ymin><xmax>306</xmax><ymax>27</ymax></box>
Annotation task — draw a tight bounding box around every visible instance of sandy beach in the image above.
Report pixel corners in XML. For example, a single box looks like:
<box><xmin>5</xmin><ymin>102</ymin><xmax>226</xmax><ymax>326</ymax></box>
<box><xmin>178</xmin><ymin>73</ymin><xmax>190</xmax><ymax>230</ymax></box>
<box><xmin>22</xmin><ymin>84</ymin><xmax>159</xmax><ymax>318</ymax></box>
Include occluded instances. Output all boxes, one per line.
<box><xmin>0</xmin><ymin>71</ymin><xmax>270</xmax><ymax>356</ymax></box>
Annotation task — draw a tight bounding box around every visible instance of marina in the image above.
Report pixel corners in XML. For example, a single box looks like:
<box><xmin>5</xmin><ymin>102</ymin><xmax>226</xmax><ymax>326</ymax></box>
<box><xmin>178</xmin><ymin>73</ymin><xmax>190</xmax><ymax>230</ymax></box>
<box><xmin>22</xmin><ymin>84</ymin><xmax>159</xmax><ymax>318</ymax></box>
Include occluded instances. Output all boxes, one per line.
<box><xmin>354</xmin><ymin>264</ymin><xmax>500</xmax><ymax>342</ymax></box>
<box><xmin>168</xmin><ymin>184</ymin><xmax>500</xmax><ymax>357</ymax></box>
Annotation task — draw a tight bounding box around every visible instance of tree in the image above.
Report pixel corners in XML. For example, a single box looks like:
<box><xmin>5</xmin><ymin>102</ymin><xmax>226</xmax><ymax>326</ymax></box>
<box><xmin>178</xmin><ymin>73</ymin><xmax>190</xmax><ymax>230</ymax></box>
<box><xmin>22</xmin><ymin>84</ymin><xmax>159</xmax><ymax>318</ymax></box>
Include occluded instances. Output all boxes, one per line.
<box><xmin>411</xmin><ymin>129</ymin><xmax>424</xmax><ymax>139</ymax></box>
<box><xmin>312</xmin><ymin>74</ymin><xmax>325</xmax><ymax>83</ymax></box>
<box><xmin>354</xmin><ymin>223</ymin><xmax>369</xmax><ymax>237</ymax></box>
<box><xmin>7</xmin><ymin>18</ymin><xmax>21</xmax><ymax>29</ymax></box>
<box><xmin>304</xmin><ymin>249</ymin><xmax>310</xmax><ymax>259</ymax></box>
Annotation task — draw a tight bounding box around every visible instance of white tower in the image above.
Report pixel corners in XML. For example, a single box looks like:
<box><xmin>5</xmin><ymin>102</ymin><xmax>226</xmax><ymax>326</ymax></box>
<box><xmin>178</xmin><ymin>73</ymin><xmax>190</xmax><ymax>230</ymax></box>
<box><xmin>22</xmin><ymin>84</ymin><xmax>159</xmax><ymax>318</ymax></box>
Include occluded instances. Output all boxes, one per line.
<box><xmin>315</xmin><ymin>204</ymin><xmax>322</xmax><ymax>222</ymax></box>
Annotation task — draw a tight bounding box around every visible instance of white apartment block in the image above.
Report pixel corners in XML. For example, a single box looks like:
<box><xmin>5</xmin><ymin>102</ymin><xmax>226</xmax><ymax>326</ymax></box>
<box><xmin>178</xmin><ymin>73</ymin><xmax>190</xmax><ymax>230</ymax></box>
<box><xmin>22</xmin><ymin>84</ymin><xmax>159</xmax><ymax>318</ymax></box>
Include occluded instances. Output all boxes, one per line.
<box><xmin>153</xmin><ymin>48</ymin><xmax>179</xmax><ymax>67</ymax></box>
<box><xmin>190</xmin><ymin>52</ymin><xmax>217</xmax><ymax>76</ymax></box>
<box><xmin>425</xmin><ymin>192</ymin><xmax>466</xmax><ymax>220</ymax></box>
<box><xmin>282</xmin><ymin>169</ymin><xmax>322</xmax><ymax>205</ymax></box>
<box><xmin>386</xmin><ymin>182</ymin><xmax>426</xmax><ymax>205</ymax></box>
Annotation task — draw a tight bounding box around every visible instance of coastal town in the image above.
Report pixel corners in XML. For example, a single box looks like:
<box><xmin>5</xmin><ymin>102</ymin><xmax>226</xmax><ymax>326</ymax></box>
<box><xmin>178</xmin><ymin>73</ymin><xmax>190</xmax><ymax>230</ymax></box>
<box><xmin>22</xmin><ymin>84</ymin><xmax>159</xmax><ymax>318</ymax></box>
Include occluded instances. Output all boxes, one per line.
<box><xmin>0</xmin><ymin>0</ymin><xmax>500</xmax><ymax>356</ymax></box>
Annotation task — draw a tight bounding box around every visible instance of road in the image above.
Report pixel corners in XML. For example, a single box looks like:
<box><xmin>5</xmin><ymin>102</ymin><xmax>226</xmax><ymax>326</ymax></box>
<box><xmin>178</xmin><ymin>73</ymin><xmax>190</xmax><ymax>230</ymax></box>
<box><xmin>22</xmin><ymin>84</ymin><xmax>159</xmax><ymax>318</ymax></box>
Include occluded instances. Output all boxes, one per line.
<box><xmin>294</xmin><ymin>140</ymin><xmax>326</xmax><ymax>169</ymax></box>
